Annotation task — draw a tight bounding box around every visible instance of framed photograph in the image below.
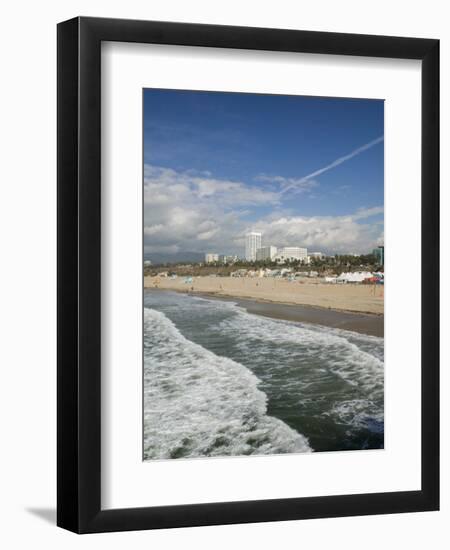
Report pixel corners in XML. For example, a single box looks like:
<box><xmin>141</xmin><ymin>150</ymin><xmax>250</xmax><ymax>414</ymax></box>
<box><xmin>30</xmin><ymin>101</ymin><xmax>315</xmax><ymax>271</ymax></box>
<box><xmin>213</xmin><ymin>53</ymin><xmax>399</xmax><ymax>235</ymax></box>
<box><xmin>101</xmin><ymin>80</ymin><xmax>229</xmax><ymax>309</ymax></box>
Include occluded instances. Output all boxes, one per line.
<box><xmin>57</xmin><ymin>17</ymin><xmax>439</xmax><ymax>533</ymax></box>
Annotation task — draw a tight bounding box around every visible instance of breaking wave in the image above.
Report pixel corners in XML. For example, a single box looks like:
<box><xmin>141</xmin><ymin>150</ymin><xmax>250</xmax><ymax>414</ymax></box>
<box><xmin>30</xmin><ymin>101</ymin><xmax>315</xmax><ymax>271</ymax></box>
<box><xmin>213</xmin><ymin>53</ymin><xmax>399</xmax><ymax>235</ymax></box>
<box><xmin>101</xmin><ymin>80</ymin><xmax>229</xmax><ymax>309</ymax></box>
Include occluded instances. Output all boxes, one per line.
<box><xmin>217</xmin><ymin>311</ymin><xmax>384</xmax><ymax>398</ymax></box>
<box><xmin>143</xmin><ymin>307</ymin><xmax>312</xmax><ymax>460</ymax></box>
<box><xmin>215</xmin><ymin>311</ymin><xmax>384</xmax><ymax>438</ymax></box>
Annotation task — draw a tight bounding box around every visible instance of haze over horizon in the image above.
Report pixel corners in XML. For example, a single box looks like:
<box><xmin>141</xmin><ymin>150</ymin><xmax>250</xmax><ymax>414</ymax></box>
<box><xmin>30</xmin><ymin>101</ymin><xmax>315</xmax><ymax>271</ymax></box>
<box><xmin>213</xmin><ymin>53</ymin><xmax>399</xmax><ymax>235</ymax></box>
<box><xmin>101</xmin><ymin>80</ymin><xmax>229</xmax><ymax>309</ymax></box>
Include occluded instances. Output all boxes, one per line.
<box><xmin>143</xmin><ymin>89</ymin><xmax>384</xmax><ymax>260</ymax></box>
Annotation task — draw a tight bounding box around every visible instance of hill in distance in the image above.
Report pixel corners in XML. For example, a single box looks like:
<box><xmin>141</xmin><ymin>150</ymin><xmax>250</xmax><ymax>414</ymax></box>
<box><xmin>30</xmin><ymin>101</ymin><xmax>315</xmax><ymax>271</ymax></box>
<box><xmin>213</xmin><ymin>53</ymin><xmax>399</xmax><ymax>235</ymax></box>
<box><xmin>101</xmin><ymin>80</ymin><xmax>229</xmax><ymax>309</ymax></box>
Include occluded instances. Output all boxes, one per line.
<box><xmin>144</xmin><ymin>251</ymin><xmax>205</xmax><ymax>265</ymax></box>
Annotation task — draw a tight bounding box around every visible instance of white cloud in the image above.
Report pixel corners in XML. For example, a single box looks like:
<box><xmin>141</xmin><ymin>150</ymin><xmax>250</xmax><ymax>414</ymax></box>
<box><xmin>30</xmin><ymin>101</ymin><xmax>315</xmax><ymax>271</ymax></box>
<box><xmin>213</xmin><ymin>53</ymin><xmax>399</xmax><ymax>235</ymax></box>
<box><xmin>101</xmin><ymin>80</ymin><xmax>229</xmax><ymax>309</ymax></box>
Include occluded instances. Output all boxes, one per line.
<box><xmin>254</xmin><ymin>210</ymin><xmax>384</xmax><ymax>254</ymax></box>
<box><xmin>352</xmin><ymin>206</ymin><xmax>384</xmax><ymax>220</ymax></box>
<box><xmin>144</xmin><ymin>165</ymin><xmax>258</xmax><ymax>255</ymax></box>
<box><xmin>144</xmin><ymin>163</ymin><xmax>384</xmax><ymax>257</ymax></box>
<box><xmin>144</xmin><ymin>165</ymin><xmax>279</xmax><ymax>207</ymax></box>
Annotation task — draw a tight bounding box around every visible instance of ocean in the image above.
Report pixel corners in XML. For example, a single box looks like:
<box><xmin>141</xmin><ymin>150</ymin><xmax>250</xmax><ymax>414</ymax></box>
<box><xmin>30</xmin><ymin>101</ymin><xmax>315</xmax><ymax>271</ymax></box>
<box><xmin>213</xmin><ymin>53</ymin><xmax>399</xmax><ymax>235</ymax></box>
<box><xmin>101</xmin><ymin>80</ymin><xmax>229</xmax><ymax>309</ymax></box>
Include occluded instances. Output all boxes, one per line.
<box><xmin>143</xmin><ymin>290</ymin><xmax>384</xmax><ymax>460</ymax></box>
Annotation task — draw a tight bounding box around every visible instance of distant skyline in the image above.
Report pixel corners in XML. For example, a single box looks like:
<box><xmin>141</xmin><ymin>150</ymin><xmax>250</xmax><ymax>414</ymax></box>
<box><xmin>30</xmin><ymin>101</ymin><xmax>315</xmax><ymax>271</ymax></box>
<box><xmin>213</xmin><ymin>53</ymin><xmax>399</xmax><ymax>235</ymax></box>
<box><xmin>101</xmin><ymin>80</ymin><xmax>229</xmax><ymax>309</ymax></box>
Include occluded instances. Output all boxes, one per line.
<box><xmin>143</xmin><ymin>89</ymin><xmax>384</xmax><ymax>258</ymax></box>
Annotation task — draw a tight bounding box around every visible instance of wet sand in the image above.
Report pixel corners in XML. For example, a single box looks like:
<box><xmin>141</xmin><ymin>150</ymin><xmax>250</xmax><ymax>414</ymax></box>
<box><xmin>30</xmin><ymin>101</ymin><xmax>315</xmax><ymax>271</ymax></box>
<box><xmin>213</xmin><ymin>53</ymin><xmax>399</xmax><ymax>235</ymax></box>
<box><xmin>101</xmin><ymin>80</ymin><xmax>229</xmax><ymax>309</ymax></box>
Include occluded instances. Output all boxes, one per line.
<box><xmin>145</xmin><ymin>288</ymin><xmax>383</xmax><ymax>337</ymax></box>
<box><xmin>227</xmin><ymin>296</ymin><xmax>383</xmax><ymax>337</ymax></box>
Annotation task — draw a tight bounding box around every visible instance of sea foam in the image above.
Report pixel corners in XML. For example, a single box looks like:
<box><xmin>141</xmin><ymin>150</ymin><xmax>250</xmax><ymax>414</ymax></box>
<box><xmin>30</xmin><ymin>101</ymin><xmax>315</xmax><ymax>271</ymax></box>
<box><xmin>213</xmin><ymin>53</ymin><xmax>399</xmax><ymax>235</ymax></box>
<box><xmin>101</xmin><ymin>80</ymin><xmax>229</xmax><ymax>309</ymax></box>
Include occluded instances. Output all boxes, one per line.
<box><xmin>217</xmin><ymin>312</ymin><xmax>384</xmax><ymax>396</ymax></box>
<box><xmin>214</xmin><ymin>309</ymin><xmax>384</xmax><ymax>436</ymax></box>
<box><xmin>143</xmin><ymin>307</ymin><xmax>311</xmax><ymax>460</ymax></box>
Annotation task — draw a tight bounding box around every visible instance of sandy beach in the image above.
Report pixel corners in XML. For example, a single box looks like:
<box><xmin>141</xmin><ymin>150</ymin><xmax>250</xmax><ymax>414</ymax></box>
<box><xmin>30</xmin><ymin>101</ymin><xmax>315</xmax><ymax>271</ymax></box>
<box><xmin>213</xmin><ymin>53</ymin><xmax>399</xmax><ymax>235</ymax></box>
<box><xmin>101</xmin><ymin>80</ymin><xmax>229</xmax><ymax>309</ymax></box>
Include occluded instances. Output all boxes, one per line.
<box><xmin>144</xmin><ymin>275</ymin><xmax>384</xmax><ymax>315</ymax></box>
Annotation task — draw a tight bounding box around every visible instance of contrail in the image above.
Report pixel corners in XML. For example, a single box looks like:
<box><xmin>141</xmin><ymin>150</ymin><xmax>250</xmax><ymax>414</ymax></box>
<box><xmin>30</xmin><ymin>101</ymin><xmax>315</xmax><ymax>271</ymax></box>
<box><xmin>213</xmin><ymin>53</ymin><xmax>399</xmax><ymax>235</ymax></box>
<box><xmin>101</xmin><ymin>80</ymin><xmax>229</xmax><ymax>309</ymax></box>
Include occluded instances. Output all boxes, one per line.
<box><xmin>280</xmin><ymin>135</ymin><xmax>384</xmax><ymax>194</ymax></box>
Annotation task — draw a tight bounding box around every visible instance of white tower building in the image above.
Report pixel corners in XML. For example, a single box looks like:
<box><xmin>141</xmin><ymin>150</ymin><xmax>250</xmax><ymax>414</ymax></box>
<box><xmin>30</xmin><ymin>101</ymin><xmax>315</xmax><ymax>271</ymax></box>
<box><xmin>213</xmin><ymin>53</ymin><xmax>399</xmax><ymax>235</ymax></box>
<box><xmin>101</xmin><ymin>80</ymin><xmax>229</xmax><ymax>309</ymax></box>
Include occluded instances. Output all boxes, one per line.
<box><xmin>275</xmin><ymin>247</ymin><xmax>308</xmax><ymax>263</ymax></box>
<box><xmin>256</xmin><ymin>246</ymin><xmax>277</xmax><ymax>261</ymax></box>
<box><xmin>245</xmin><ymin>232</ymin><xmax>262</xmax><ymax>261</ymax></box>
<box><xmin>204</xmin><ymin>253</ymin><xmax>219</xmax><ymax>263</ymax></box>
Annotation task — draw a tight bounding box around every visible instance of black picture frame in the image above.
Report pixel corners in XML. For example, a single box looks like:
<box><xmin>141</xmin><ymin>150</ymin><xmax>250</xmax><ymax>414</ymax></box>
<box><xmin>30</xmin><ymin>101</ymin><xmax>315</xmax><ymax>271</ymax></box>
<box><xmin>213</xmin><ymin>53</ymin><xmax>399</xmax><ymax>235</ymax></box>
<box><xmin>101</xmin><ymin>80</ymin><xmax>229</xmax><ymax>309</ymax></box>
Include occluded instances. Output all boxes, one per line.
<box><xmin>57</xmin><ymin>16</ymin><xmax>439</xmax><ymax>534</ymax></box>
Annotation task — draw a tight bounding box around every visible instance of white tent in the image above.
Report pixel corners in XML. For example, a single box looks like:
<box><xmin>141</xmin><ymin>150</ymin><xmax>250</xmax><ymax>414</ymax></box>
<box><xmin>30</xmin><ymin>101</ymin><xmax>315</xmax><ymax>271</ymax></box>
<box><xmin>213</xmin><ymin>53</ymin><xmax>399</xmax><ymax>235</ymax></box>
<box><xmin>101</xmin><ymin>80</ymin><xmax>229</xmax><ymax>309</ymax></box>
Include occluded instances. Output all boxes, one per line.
<box><xmin>336</xmin><ymin>271</ymin><xmax>373</xmax><ymax>283</ymax></box>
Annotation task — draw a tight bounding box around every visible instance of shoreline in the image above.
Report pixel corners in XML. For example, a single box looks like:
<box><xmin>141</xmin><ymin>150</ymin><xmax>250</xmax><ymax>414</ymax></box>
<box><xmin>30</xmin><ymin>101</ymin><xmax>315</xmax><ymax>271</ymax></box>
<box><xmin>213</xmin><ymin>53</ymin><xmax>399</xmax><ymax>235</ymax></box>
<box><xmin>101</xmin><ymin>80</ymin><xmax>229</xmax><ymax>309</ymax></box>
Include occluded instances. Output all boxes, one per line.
<box><xmin>144</xmin><ymin>275</ymin><xmax>384</xmax><ymax>316</ymax></box>
<box><xmin>187</xmin><ymin>288</ymin><xmax>382</xmax><ymax>317</ymax></box>
<box><xmin>145</xmin><ymin>288</ymin><xmax>384</xmax><ymax>337</ymax></box>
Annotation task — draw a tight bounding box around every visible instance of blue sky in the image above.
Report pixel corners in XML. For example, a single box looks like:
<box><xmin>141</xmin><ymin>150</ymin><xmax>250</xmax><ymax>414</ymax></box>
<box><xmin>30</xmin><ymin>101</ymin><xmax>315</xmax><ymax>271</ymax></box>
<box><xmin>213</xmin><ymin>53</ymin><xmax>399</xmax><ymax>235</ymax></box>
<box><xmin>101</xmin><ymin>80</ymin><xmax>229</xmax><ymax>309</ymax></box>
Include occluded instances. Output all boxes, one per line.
<box><xmin>143</xmin><ymin>89</ymin><xmax>384</xmax><ymax>257</ymax></box>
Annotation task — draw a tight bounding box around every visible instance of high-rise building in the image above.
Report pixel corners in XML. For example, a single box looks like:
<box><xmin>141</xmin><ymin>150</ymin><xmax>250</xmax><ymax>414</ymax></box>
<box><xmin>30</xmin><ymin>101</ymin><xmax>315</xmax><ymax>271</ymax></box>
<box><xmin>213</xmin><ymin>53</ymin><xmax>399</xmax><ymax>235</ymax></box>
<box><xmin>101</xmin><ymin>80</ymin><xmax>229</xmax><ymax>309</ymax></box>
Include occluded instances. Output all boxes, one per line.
<box><xmin>256</xmin><ymin>246</ymin><xmax>277</xmax><ymax>261</ymax></box>
<box><xmin>205</xmin><ymin>253</ymin><xmax>219</xmax><ymax>263</ymax></box>
<box><xmin>372</xmin><ymin>246</ymin><xmax>384</xmax><ymax>266</ymax></box>
<box><xmin>245</xmin><ymin>232</ymin><xmax>262</xmax><ymax>261</ymax></box>
<box><xmin>274</xmin><ymin>247</ymin><xmax>308</xmax><ymax>263</ymax></box>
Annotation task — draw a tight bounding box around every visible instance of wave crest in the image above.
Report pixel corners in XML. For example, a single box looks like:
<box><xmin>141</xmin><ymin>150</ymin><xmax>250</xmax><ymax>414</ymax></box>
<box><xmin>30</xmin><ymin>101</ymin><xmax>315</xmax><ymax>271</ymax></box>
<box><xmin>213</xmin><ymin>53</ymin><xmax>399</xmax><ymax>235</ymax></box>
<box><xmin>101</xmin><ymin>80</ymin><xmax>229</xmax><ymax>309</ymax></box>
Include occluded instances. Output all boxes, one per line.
<box><xmin>144</xmin><ymin>307</ymin><xmax>311</xmax><ymax>460</ymax></box>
